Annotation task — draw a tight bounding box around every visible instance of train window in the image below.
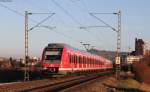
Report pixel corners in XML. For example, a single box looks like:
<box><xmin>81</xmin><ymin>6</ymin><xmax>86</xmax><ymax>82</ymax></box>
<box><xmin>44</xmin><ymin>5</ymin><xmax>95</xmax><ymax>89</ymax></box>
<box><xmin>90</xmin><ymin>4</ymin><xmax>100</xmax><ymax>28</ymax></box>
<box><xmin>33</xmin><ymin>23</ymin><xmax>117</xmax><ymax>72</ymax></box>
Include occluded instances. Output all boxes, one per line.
<box><xmin>75</xmin><ymin>55</ymin><xmax>77</xmax><ymax>63</ymax></box>
<box><xmin>74</xmin><ymin>55</ymin><xmax>77</xmax><ymax>64</ymax></box>
<box><xmin>90</xmin><ymin>58</ymin><xmax>91</xmax><ymax>64</ymax></box>
<box><xmin>70</xmin><ymin>54</ymin><xmax>72</xmax><ymax>63</ymax></box>
<box><xmin>82</xmin><ymin>57</ymin><xmax>84</xmax><ymax>64</ymax></box>
<box><xmin>92</xmin><ymin>59</ymin><xmax>94</xmax><ymax>64</ymax></box>
<box><xmin>79</xmin><ymin>56</ymin><xmax>81</xmax><ymax>64</ymax></box>
<box><xmin>98</xmin><ymin>60</ymin><xmax>100</xmax><ymax>65</ymax></box>
<box><xmin>68</xmin><ymin>54</ymin><xmax>72</xmax><ymax>63</ymax></box>
<box><xmin>80</xmin><ymin>56</ymin><xmax>81</xmax><ymax>64</ymax></box>
<box><xmin>90</xmin><ymin>58</ymin><xmax>92</xmax><ymax>64</ymax></box>
<box><xmin>81</xmin><ymin>56</ymin><xmax>83</xmax><ymax>64</ymax></box>
<box><xmin>84</xmin><ymin>57</ymin><xmax>85</xmax><ymax>64</ymax></box>
<box><xmin>86</xmin><ymin>58</ymin><xmax>88</xmax><ymax>64</ymax></box>
<box><xmin>83</xmin><ymin>57</ymin><xmax>85</xmax><ymax>64</ymax></box>
<box><xmin>84</xmin><ymin>57</ymin><xmax>86</xmax><ymax>64</ymax></box>
<box><xmin>93</xmin><ymin>59</ymin><xmax>94</xmax><ymax>64</ymax></box>
<box><xmin>70</xmin><ymin>55</ymin><xmax>72</xmax><ymax>63</ymax></box>
<box><xmin>85</xmin><ymin>57</ymin><xmax>87</xmax><ymax>64</ymax></box>
<box><xmin>71</xmin><ymin>55</ymin><xmax>74</xmax><ymax>63</ymax></box>
<box><xmin>86</xmin><ymin>58</ymin><xmax>87</xmax><ymax>64</ymax></box>
<box><xmin>96</xmin><ymin>60</ymin><xmax>98</xmax><ymax>64</ymax></box>
<box><xmin>73</xmin><ymin>55</ymin><xmax>75</xmax><ymax>63</ymax></box>
<box><xmin>45</xmin><ymin>48</ymin><xmax>62</xmax><ymax>60</ymax></box>
<box><xmin>76</xmin><ymin>55</ymin><xmax>78</xmax><ymax>64</ymax></box>
<box><xmin>68</xmin><ymin>53</ymin><xmax>70</xmax><ymax>62</ymax></box>
<box><xmin>77</xmin><ymin>56</ymin><xmax>79</xmax><ymax>63</ymax></box>
<box><xmin>86</xmin><ymin>57</ymin><xmax>88</xmax><ymax>64</ymax></box>
<box><xmin>71</xmin><ymin>55</ymin><xmax>73</xmax><ymax>63</ymax></box>
<box><xmin>77</xmin><ymin>56</ymin><xmax>79</xmax><ymax>64</ymax></box>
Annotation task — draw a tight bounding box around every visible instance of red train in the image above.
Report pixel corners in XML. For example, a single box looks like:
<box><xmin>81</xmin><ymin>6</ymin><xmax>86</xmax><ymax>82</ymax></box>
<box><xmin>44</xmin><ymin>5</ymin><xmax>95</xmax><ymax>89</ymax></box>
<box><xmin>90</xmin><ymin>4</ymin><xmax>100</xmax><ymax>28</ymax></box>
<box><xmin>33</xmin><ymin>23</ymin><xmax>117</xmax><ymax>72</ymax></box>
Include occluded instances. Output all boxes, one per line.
<box><xmin>41</xmin><ymin>43</ymin><xmax>113</xmax><ymax>74</ymax></box>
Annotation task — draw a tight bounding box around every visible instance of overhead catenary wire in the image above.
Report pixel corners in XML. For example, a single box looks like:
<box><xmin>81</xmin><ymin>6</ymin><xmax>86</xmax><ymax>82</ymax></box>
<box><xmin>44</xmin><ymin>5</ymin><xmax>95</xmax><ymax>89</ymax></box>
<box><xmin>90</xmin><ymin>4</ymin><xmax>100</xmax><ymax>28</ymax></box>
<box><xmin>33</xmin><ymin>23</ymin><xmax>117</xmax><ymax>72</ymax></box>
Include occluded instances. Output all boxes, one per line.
<box><xmin>69</xmin><ymin>0</ymin><xmax>113</xmax><ymax>49</ymax></box>
<box><xmin>0</xmin><ymin>1</ymin><xmax>103</xmax><ymax>49</ymax></box>
<box><xmin>70</xmin><ymin>0</ymin><xmax>116</xmax><ymax>46</ymax></box>
<box><xmin>0</xmin><ymin>3</ymin><xmax>54</xmax><ymax>25</ymax></box>
<box><xmin>69</xmin><ymin>0</ymin><xmax>104</xmax><ymax>40</ymax></box>
<box><xmin>0</xmin><ymin>3</ymin><xmax>23</xmax><ymax>16</ymax></box>
<box><xmin>51</xmin><ymin>0</ymin><xmax>103</xmax><ymax>48</ymax></box>
<box><xmin>0</xmin><ymin>1</ymin><xmax>111</xmax><ymax>50</ymax></box>
<box><xmin>37</xmin><ymin>26</ymin><xmax>81</xmax><ymax>44</ymax></box>
<box><xmin>25</xmin><ymin>1</ymin><xmax>84</xmax><ymax>45</ymax></box>
<box><xmin>29</xmin><ymin>13</ymin><xmax>55</xmax><ymax>31</ymax></box>
<box><xmin>51</xmin><ymin>0</ymin><xmax>82</xmax><ymax>26</ymax></box>
<box><xmin>0</xmin><ymin>2</ymin><xmax>84</xmax><ymax>47</ymax></box>
<box><xmin>89</xmin><ymin>13</ymin><xmax>117</xmax><ymax>32</ymax></box>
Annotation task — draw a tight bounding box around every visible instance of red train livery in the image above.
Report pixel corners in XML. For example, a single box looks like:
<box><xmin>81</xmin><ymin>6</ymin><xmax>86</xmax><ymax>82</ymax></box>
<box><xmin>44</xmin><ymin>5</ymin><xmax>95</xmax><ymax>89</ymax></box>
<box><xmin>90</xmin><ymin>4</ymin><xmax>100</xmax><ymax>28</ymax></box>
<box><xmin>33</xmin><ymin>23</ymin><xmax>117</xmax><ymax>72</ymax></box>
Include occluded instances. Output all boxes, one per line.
<box><xmin>41</xmin><ymin>43</ymin><xmax>113</xmax><ymax>74</ymax></box>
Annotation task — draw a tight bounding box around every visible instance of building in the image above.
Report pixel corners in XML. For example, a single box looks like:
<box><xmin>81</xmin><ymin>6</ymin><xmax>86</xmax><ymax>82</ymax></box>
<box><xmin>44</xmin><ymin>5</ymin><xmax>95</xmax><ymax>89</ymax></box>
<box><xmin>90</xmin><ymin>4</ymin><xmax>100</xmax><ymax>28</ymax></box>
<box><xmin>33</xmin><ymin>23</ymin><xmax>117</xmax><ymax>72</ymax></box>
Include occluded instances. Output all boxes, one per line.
<box><xmin>135</xmin><ymin>38</ymin><xmax>149</xmax><ymax>56</ymax></box>
<box><xmin>126</xmin><ymin>56</ymin><xmax>143</xmax><ymax>64</ymax></box>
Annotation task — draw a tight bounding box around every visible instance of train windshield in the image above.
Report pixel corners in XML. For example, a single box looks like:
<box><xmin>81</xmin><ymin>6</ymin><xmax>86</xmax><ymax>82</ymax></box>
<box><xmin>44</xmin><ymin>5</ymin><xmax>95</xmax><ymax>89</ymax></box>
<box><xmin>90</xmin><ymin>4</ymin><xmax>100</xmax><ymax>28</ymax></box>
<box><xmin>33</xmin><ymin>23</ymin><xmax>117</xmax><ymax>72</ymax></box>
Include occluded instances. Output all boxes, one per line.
<box><xmin>45</xmin><ymin>48</ymin><xmax>63</xmax><ymax>60</ymax></box>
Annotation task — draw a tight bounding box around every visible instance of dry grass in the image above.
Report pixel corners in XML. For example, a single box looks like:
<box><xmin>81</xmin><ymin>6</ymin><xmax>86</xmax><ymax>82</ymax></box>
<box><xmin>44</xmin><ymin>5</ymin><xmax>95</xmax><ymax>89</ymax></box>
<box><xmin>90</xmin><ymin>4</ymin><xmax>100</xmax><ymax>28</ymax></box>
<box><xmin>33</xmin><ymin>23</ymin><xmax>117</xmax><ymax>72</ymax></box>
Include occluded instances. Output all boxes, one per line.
<box><xmin>62</xmin><ymin>77</ymin><xmax>150</xmax><ymax>92</ymax></box>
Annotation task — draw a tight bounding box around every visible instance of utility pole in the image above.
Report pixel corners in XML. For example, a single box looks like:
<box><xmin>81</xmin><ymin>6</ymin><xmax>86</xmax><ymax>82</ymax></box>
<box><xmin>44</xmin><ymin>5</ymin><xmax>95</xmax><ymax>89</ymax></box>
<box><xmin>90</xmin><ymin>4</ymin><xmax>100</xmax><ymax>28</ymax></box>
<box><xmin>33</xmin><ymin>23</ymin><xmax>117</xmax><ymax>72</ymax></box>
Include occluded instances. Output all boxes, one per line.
<box><xmin>128</xmin><ymin>46</ymin><xmax>131</xmax><ymax>72</ymax></box>
<box><xmin>24</xmin><ymin>11</ymin><xmax>29</xmax><ymax>81</ymax></box>
<box><xmin>89</xmin><ymin>10</ymin><xmax>122</xmax><ymax>79</ymax></box>
<box><xmin>24</xmin><ymin>11</ymin><xmax>55</xmax><ymax>81</ymax></box>
<box><xmin>115</xmin><ymin>10</ymin><xmax>121</xmax><ymax>79</ymax></box>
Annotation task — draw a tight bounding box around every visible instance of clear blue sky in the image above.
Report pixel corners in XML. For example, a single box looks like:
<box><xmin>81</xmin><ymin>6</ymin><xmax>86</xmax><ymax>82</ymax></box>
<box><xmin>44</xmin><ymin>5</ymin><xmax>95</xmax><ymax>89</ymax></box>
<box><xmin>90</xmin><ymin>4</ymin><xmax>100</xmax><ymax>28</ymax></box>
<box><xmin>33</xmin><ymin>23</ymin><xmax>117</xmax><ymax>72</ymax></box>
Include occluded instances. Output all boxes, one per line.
<box><xmin>0</xmin><ymin>0</ymin><xmax>150</xmax><ymax>58</ymax></box>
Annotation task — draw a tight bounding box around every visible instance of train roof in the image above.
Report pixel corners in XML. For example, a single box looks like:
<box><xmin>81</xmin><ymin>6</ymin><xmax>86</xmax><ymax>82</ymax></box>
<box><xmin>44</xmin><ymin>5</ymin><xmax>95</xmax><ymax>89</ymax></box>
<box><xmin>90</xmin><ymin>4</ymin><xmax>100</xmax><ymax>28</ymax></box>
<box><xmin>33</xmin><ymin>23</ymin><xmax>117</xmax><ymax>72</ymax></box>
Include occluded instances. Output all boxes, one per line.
<box><xmin>46</xmin><ymin>43</ymin><xmax>112</xmax><ymax>62</ymax></box>
<box><xmin>47</xmin><ymin>43</ymin><xmax>71</xmax><ymax>48</ymax></box>
<box><xmin>47</xmin><ymin>43</ymin><xmax>87</xmax><ymax>52</ymax></box>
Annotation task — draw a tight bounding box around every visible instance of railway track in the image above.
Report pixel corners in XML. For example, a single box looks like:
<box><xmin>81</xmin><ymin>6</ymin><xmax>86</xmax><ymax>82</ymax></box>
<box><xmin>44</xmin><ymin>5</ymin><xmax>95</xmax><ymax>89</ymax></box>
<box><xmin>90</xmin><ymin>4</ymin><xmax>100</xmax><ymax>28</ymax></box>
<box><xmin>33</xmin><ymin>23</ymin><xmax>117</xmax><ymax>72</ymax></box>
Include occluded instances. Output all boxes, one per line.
<box><xmin>22</xmin><ymin>71</ymin><xmax>113</xmax><ymax>92</ymax></box>
<box><xmin>0</xmin><ymin>70</ymin><xmax>113</xmax><ymax>92</ymax></box>
<box><xmin>23</xmin><ymin>75</ymin><xmax>100</xmax><ymax>92</ymax></box>
<box><xmin>0</xmin><ymin>76</ymin><xmax>84</xmax><ymax>92</ymax></box>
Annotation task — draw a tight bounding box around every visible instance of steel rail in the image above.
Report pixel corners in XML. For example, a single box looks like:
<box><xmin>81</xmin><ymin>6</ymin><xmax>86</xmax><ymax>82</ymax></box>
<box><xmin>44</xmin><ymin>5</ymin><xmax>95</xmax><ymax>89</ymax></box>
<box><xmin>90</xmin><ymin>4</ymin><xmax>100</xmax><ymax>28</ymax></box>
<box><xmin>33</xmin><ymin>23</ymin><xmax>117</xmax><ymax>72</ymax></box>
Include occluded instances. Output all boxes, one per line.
<box><xmin>22</xmin><ymin>71</ymin><xmax>113</xmax><ymax>92</ymax></box>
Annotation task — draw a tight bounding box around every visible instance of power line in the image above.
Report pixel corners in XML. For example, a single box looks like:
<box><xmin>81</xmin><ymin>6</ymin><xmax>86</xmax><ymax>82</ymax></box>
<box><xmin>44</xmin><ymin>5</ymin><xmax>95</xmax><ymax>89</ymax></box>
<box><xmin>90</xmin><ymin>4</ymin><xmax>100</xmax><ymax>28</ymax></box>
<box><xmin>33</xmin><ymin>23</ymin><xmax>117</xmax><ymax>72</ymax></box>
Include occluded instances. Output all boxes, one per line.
<box><xmin>29</xmin><ymin>13</ymin><xmax>55</xmax><ymax>31</ymax></box>
<box><xmin>0</xmin><ymin>2</ymin><xmax>82</xmax><ymax>46</ymax></box>
<box><xmin>0</xmin><ymin>1</ymin><xmax>105</xmax><ymax>50</ymax></box>
<box><xmin>69</xmin><ymin>1</ymin><xmax>110</xmax><ymax>48</ymax></box>
<box><xmin>0</xmin><ymin>3</ymin><xmax>43</xmax><ymax>24</ymax></box>
<box><xmin>39</xmin><ymin>26</ymin><xmax>81</xmax><ymax>44</ymax></box>
<box><xmin>89</xmin><ymin>13</ymin><xmax>117</xmax><ymax>32</ymax></box>
<box><xmin>52</xmin><ymin>0</ymin><xmax>104</xmax><ymax>47</ymax></box>
<box><xmin>51</xmin><ymin>0</ymin><xmax>82</xmax><ymax>26</ymax></box>
<box><xmin>23</xmin><ymin>1</ymin><xmax>81</xmax><ymax>44</ymax></box>
<box><xmin>31</xmin><ymin>1</ymin><xmax>100</xmax><ymax>48</ymax></box>
<box><xmin>0</xmin><ymin>3</ymin><xmax>24</xmax><ymax>16</ymax></box>
<box><xmin>51</xmin><ymin>0</ymin><xmax>100</xmax><ymax>46</ymax></box>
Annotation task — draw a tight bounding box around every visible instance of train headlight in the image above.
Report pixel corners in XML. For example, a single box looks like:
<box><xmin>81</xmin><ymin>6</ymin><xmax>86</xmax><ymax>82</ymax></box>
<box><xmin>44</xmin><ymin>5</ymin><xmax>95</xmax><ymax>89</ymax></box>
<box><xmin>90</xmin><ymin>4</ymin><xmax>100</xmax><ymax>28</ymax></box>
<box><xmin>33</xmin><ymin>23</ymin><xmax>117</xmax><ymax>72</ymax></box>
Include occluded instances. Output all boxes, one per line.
<box><xmin>43</xmin><ymin>67</ymin><xmax>47</xmax><ymax>70</ymax></box>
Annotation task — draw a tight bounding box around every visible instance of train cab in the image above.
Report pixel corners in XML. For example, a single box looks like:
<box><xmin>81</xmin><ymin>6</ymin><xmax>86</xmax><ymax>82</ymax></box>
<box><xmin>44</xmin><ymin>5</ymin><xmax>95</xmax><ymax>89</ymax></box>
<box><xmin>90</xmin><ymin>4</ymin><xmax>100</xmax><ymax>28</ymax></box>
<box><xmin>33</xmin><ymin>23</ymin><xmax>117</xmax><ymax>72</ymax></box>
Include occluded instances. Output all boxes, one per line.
<box><xmin>42</xmin><ymin>44</ymin><xmax>64</xmax><ymax>73</ymax></box>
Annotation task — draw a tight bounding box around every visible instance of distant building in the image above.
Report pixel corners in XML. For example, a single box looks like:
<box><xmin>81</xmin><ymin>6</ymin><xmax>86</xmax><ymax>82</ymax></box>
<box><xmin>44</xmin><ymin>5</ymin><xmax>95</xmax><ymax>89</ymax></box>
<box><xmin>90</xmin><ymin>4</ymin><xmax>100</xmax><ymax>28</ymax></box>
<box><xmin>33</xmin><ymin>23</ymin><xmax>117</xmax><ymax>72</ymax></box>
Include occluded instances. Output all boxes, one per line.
<box><xmin>0</xmin><ymin>57</ymin><xmax>11</xmax><ymax>69</ymax></box>
<box><xmin>135</xmin><ymin>38</ymin><xmax>149</xmax><ymax>56</ymax></box>
<box><xmin>0</xmin><ymin>57</ymin><xmax>8</xmax><ymax>61</ymax></box>
<box><xmin>126</xmin><ymin>55</ymin><xmax>143</xmax><ymax>64</ymax></box>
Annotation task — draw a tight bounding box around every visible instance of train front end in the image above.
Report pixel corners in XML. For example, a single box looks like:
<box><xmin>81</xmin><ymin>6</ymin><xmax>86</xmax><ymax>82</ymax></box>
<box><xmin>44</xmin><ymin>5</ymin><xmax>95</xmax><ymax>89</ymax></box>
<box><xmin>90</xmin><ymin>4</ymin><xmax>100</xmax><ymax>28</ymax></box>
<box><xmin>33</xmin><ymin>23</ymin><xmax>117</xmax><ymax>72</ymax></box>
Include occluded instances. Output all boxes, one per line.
<box><xmin>42</xmin><ymin>44</ymin><xmax>63</xmax><ymax>74</ymax></box>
